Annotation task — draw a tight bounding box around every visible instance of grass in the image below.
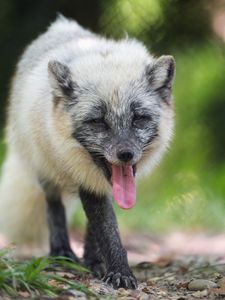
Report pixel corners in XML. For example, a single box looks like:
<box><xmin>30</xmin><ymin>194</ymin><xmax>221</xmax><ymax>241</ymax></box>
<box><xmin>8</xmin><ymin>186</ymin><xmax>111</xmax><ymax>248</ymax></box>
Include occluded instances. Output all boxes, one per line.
<box><xmin>0</xmin><ymin>247</ymin><xmax>93</xmax><ymax>299</ymax></box>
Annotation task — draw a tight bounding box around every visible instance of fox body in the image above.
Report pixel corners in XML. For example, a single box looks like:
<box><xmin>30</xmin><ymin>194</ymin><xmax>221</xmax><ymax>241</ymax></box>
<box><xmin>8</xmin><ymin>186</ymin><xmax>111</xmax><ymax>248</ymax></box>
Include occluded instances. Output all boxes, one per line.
<box><xmin>0</xmin><ymin>16</ymin><xmax>175</xmax><ymax>289</ymax></box>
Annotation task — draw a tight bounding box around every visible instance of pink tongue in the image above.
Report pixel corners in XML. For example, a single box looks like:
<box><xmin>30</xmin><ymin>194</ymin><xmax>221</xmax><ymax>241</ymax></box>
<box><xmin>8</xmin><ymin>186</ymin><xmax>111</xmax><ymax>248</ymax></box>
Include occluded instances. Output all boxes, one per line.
<box><xmin>112</xmin><ymin>165</ymin><xmax>136</xmax><ymax>209</ymax></box>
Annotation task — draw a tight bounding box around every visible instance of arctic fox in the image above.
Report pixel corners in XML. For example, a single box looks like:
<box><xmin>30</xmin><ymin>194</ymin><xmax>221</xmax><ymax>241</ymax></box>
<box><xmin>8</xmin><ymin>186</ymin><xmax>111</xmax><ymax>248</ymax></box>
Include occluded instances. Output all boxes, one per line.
<box><xmin>0</xmin><ymin>16</ymin><xmax>175</xmax><ymax>289</ymax></box>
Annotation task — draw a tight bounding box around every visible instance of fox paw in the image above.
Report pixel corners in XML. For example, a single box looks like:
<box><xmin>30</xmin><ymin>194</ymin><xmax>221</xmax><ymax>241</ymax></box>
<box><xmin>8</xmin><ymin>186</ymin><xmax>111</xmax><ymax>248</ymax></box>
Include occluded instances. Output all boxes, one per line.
<box><xmin>103</xmin><ymin>271</ymin><xmax>137</xmax><ymax>289</ymax></box>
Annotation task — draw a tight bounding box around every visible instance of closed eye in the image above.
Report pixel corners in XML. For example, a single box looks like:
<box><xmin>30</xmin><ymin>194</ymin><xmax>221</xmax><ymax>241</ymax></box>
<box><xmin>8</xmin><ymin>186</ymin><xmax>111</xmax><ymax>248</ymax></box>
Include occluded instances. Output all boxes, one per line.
<box><xmin>133</xmin><ymin>114</ymin><xmax>152</xmax><ymax>121</ymax></box>
<box><xmin>132</xmin><ymin>114</ymin><xmax>152</xmax><ymax>128</ymax></box>
<box><xmin>85</xmin><ymin>118</ymin><xmax>110</xmax><ymax>130</ymax></box>
<box><xmin>87</xmin><ymin>118</ymin><xmax>104</xmax><ymax>124</ymax></box>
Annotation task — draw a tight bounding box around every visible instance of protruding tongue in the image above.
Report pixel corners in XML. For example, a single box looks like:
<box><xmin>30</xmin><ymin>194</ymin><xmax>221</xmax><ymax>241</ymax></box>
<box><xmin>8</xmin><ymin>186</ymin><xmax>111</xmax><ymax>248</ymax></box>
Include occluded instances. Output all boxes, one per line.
<box><xmin>112</xmin><ymin>165</ymin><xmax>136</xmax><ymax>209</ymax></box>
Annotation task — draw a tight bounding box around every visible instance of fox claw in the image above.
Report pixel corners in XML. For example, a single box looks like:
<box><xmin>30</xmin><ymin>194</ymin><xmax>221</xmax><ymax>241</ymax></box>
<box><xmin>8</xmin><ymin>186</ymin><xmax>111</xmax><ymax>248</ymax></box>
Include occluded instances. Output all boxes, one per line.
<box><xmin>103</xmin><ymin>271</ymin><xmax>137</xmax><ymax>289</ymax></box>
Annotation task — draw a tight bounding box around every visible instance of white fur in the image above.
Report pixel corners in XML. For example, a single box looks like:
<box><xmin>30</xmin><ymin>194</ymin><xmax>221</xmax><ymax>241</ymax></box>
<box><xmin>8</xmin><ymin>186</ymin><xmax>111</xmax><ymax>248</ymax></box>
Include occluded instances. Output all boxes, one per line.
<box><xmin>0</xmin><ymin>17</ymin><xmax>174</xmax><ymax>244</ymax></box>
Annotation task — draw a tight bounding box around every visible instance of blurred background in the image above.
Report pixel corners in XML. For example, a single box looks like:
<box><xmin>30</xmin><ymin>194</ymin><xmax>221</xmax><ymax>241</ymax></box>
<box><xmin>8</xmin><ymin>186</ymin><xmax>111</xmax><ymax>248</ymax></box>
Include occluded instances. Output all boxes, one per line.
<box><xmin>0</xmin><ymin>0</ymin><xmax>225</xmax><ymax>234</ymax></box>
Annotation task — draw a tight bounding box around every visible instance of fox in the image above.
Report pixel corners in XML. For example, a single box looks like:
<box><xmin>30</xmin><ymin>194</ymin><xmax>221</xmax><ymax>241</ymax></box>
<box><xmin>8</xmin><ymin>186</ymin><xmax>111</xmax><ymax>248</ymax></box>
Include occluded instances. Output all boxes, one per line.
<box><xmin>0</xmin><ymin>16</ymin><xmax>175</xmax><ymax>289</ymax></box>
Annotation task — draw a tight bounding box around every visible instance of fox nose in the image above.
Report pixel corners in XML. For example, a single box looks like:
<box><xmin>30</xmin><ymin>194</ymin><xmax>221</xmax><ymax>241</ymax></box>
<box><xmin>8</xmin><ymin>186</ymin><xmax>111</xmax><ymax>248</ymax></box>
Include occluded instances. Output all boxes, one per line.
<box><xmin>117</xmin><ymin>150</ymin><xmax>134</xmax><ymax>163</ymax></box>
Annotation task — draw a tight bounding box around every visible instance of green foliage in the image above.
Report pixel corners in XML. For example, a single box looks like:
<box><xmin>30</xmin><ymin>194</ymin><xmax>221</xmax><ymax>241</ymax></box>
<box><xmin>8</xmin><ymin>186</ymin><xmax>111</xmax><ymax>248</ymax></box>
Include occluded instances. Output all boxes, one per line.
<box><xmin>99</xmin><ymin>0</ymin><xmax>212</xmax><ymax>53</ymax></box>
<box><xmin>0</xmin><ymin>139</ymin><xmax>6</xmax><ymax>165</ymax></box>
<box><xmin>99</xmin><ymin>0</ymin><xmax>163</xmax><ymax>38</ymax></box>
<box><xmin>0</xmin><ymin>248</ymin><xmax>92</xmax><ymax>298</ymax></box>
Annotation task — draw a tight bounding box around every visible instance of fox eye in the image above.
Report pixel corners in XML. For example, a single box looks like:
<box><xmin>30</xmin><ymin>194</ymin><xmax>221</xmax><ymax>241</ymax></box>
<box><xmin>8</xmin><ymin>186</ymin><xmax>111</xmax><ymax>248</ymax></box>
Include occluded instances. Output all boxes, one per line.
<box><xmin>90</xmin><ymin>118</ymin><xmax>104</xmax><ymax>124</ymax></box>
<box><xmin>132</xmin><ymin>114</ymin><xmax>152</xmax><ymax>128</ymax></box>
<box><xmin>86</xmin><ymin>118</ymin><xmax>109</xmax><ymax>130</ymax></box>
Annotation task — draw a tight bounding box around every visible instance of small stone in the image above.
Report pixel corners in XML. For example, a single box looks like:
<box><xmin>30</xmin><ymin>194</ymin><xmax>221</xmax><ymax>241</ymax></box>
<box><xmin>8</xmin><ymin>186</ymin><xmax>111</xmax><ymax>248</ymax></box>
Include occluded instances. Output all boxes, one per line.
<box><xmin>192</xmin><ymin>290</ymin><xmax>208</xmax><ymax>298</ymax></box>
<box><xmin>157</xmin><ymin>290</ymin><xmax>167</xmax><ymax>296</ymax></box>
<box><xmin>167</xmin><ymin>276</ymin><xmax>175</xmax><ymax>281</ymax></box>
<box><xmin>130</xmin><ymin>289</ymin><xmax>141</xmax><ymax>298</ymax></box>
<box><xmin>90</xmin><ymin>281</ymin><xmax>116</xmax><ymax>295</ymax></box>
<box><xmin>188</xmin><ymin>279</ymin><xmax>217</xmax><ymax>291</ymax></box>
<box><xmin>139</xmin><ymin>292</ymin><xmax>151</xmax><ymax>300</ymax></box>
<box><xmin>118</xmin><ymin>288</ymin><xmax>126</xmax><ymax>293</ymax></box>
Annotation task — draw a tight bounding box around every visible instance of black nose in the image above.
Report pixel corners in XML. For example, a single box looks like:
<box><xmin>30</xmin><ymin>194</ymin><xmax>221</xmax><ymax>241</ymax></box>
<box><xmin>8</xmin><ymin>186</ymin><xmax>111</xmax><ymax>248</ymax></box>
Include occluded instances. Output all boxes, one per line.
<box><xmin>117</xmin><ymin>150</ymin><xmax>134</xmax><ymax>163</ymax></box>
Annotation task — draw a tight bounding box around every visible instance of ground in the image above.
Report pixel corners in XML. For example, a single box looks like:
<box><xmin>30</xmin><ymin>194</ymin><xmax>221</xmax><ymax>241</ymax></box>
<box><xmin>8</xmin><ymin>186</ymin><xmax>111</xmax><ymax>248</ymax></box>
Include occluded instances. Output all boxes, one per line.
<box><xmin>1</xmin><ymin>231</ymin><xmax>225</xmax><ymax>299</ymax></box>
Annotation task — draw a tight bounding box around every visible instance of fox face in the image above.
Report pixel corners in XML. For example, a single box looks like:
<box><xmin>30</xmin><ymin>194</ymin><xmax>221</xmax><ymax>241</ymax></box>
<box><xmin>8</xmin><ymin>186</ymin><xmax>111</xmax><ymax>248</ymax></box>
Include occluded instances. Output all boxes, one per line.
<box><xmin>73</xmin><ymin>96</ymin><xmax>161</xmax><ymax>180</ymax></box>
<box><xmin>48</xmin><ymin>54</ymin><xmax>175</xmax><ymax>207</ymax></box>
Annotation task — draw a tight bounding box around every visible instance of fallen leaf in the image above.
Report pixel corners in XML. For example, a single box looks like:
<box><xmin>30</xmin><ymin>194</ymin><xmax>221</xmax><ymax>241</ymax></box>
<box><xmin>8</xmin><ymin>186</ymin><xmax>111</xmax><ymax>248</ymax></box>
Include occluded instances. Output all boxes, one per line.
<box><xmin>155</xmin><ymin>255</ymin><xmax>174</xmax><ymax>267</ymax></box>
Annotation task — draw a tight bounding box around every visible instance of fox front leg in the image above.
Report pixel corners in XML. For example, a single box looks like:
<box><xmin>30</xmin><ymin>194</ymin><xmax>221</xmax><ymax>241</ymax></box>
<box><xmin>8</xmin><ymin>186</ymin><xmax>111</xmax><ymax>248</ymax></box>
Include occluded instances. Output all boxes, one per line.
<box><xmin>42</xmin><ymin>182</ymin><xmax>79</xmax><ymax>262</ymax></box>
<box><xmin>79</xmin><ymin>188</ymin><xmax>137</xmax><ymax>289</ymax></box>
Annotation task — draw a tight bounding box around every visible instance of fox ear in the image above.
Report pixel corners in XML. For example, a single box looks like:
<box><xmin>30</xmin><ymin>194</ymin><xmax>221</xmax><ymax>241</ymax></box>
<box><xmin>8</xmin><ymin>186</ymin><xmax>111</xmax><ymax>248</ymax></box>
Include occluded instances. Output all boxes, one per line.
<box><xmin>146</xmin><ymin>55</ymin><xmax>175</xmax><ymax>102</ymax></box>
<box><xmin>48</xmin><ymin>60</ymin><xmax>77</xmax><ymax>101</ymax></box>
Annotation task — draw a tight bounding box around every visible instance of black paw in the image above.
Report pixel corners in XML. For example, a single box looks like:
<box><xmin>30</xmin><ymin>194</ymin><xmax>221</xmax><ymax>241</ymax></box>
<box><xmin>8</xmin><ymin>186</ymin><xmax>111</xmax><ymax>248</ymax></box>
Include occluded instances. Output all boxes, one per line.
<box><xmin>103</xmin><ymin>271</ymin><xmax>137</xmax><ymax>289</ymax></box>
<box><xmin>50</xmin><ymin>247</ymin><xmax>80</xmax><ymax>263</ymax></box>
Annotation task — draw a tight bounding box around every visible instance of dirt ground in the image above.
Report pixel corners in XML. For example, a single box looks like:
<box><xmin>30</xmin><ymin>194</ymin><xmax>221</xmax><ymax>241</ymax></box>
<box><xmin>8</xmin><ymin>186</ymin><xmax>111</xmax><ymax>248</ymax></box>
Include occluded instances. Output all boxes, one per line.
<box><xmin>65</xmin><ymin>231</ymin><xmax>225</xmax><ymax>299</ymax></box>
<box><xmin>2</xmin><ymin>231</ymin><xmax>225</xmax><ymax>299</ymax></box>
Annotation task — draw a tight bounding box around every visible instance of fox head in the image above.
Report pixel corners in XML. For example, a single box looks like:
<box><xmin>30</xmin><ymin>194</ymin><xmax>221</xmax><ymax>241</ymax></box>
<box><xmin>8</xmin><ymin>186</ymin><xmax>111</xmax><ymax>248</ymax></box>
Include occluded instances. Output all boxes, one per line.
<box><xmin>48</xmin><ymin>45</ymin><xmax>175</xmax><ymax>207</ymax></box>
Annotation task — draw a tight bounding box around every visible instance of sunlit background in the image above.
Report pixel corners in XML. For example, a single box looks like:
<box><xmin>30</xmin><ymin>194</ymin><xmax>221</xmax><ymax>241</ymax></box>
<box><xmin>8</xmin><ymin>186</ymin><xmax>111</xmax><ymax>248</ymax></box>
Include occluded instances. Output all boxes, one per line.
<box><xmin>0</xmin><ymin>0</ymin><xmax>225</xmax><ymax>233</ymax></box>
